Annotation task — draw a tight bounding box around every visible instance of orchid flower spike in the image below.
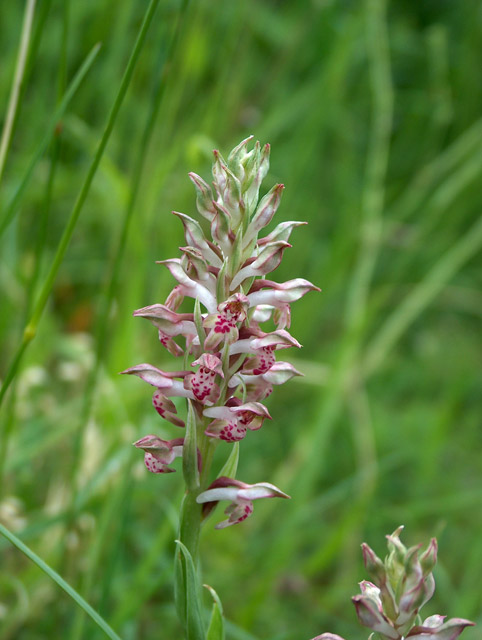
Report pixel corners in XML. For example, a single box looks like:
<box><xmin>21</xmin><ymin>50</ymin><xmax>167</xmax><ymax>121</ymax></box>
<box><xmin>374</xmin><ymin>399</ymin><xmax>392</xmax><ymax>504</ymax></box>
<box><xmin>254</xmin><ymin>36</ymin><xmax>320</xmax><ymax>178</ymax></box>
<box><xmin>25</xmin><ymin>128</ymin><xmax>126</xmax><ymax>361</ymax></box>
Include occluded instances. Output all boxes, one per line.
<box><xmin>196</xmin><ymin>476</ymin><xmax>290</xmax><ymax>528</ymax></box>
<box><xmin>311</xmin><ymin>528</ymin><xmax>474</xmax><ymax>640</ymax></box>
<box><xmin>123</xmin><ymin>138</ymin><xmax>319</xmax><ymax>523</ymax></box>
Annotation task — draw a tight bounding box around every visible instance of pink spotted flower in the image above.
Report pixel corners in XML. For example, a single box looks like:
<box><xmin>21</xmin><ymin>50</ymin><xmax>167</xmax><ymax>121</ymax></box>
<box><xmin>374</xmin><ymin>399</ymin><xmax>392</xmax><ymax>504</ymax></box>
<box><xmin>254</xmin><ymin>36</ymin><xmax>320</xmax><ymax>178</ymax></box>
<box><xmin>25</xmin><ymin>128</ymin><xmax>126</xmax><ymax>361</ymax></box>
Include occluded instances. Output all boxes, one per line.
<box><xmin>196</xmin><ymin>476</ymin><xmax>290</xmax><ymax>528</ymax></box>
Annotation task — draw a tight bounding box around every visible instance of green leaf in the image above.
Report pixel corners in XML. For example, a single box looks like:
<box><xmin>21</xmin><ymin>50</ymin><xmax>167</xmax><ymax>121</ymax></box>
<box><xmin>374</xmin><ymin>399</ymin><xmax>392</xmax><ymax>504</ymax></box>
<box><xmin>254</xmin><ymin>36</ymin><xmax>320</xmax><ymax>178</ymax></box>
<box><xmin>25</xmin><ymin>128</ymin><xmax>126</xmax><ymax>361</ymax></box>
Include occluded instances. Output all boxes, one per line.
<box><xmin>204</xmin><ymin>584</ymin><xmax>225</xmax><ymax>640</ymax></box>
<box><xmin>175</xmin><ymin>540</ymin><xmax>206</xmax><ymax>640</ymax></box>
<box><xmin>183</xmin><ymin>400</ymin><xmax>200</xmax><ymax>491</ymax></box>
<box><xmin>218</xmin><ymin>442</ymin><xmax>239</xmax><ymax>479</ymax></box>
<box><xmin>194</xmin><ymin>297</ymin><xmax>205</xmax><ymax>350</ymax></box>
<box><xmin>0</xmin><ymin>523</ymin><xmax>122</xmax><ymax>640</ymax></box>
<box><xmin>216</xmin><ymin>259</ymin><xmax>228</xmax><ymax>303</ymax></box>
<box><xmin>174</xmin><ymin>538</ymin><xmax>187</xmax><ymax>627</ymax></box>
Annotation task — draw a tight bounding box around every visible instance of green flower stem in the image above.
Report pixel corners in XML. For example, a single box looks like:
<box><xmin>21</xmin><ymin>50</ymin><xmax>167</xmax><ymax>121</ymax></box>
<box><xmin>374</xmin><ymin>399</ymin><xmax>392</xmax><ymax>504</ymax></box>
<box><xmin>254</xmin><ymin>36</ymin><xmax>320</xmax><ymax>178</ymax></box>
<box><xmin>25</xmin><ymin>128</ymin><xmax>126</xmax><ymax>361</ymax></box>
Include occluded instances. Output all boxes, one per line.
<box><xmin>179</xmin><ymin>491</ymin><xmax>204</xmax><ymax>564</ymax></box>
<box><xmin>179</xmin><ymin>426</ymin><xmax>217</xmax><ymax>561</ymax></box>
<box><xmin>176</xmin><ymin>421</ymin><xmax>218</xmax><ymax>639</ymax></box>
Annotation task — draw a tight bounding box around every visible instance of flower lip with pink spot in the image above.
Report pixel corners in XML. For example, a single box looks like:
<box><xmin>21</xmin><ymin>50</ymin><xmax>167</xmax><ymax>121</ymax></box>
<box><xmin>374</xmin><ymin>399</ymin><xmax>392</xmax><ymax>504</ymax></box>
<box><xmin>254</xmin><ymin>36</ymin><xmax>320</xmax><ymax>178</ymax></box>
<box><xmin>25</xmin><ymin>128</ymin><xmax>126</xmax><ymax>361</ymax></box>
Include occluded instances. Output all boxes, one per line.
<box><xmin>183</xmin><ymin>353</ymin><xmax>224</xmax><ymax>405</ymax></box>
<box><xmin>203</xmin><ymin>293</ymin><xmax>250</xmax><ymax>350</ymax></box>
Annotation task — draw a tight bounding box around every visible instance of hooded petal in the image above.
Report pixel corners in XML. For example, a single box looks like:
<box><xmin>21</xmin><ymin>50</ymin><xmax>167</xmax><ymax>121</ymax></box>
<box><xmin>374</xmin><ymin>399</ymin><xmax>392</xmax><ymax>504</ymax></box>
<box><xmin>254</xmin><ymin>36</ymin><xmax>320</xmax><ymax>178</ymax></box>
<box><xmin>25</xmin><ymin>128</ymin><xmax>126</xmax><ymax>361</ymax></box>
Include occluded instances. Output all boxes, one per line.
<box><xmin>229</xmin><ymin>329</ymin><xmax>301</xmax><ymax>355</ymax></box>
<box><xmin>244</xmin><ymin>183</ymin><xmax>284</xmax><ymax>244</ymax></box>
<box><xmin>172</xmin><ymin>211</ymin><xmax>223</xmax><ymax>267</ymax></box>
<box><xmin>257</xmin><ymin>220</ymin><xmax>307</xmax><ymax>245</ymax></box>
<box><xmin>230</xmin><ymin>241</ymin><xmax>291</xmax><ymax>291</ymax></box>
<box><xmin>233</xmin><ymin>362</ymin><xmax>303</xmax><ymax>391</ymax></box>
<box><xmin>196</xmin><ymin>477</ymin><xmax>289</xmax><ymax>528</ymax></box>
<box><xmin>157</xmin><ymin>259</ymin><xmax>217</xmax><ymax>312</ymax></box>
<box><xmin>248</xmin><ymin>278</ymin><xmax>321</xmax><ymax>307</ymax></box>
<box><xmin>352</xmin><ymin>595</ymin><xmax>399</xmax><ymax>639</ymax></box>
<box><xmin>407</xmin><ymin>617</ymin><xmax>475</xmax><ymax>640</ymax></box>
<box><xmin>133</xmin><ymin>304</ymin><xmax>196</xmax><ymax>338</ymax></box>
<box><xmin>120</xmin><ymin>364</ymin><xmax>194</xmax><ymax>398</ymax></box>
<box><xmin>188</xmin><ymin>172</ymin><xmax>217</xmax><ymax>221</ymax></box>
<box><xmin>203</xmin><ymin>401</ymin><xmax>271</xmax><ymax>441</ymax></box>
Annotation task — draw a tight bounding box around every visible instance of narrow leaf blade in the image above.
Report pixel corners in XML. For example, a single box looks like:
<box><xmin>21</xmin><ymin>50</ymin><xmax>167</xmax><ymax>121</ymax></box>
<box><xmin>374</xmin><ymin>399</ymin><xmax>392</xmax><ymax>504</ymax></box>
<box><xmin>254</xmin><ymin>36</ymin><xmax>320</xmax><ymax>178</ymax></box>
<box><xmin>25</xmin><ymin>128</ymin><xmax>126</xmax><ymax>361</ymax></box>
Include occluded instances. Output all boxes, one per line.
<box><xmin>204</xmin><ymin>584</ymin><xmax>225</xmax><ymax>640</ymax></box>
<box><xmin>175</xmin><ymin>540</ymin><xmax>206</xmax><ymax>640</ymax></box>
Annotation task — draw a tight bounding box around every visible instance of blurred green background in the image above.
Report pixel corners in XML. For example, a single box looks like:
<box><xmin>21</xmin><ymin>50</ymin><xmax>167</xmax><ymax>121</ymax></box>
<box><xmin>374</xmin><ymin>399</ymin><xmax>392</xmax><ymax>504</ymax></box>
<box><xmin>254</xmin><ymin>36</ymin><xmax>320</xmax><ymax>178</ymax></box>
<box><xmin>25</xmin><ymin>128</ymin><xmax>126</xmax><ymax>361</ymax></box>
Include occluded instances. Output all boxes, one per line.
<box><xmin>0</xmin><ymin>0</ymin><xmax>481</xmax><ymax>639</ymax></box>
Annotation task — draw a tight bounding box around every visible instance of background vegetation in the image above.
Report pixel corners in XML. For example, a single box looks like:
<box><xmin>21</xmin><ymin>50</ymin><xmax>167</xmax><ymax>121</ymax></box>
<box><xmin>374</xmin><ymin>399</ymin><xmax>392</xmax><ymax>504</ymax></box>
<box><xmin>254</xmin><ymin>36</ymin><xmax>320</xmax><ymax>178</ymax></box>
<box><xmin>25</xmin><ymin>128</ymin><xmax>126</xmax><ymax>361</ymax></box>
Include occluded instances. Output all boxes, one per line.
<box><xmin>0</xmin><ymin>1</ymin><xmax>481</xmax><ymax>639</ymax></box>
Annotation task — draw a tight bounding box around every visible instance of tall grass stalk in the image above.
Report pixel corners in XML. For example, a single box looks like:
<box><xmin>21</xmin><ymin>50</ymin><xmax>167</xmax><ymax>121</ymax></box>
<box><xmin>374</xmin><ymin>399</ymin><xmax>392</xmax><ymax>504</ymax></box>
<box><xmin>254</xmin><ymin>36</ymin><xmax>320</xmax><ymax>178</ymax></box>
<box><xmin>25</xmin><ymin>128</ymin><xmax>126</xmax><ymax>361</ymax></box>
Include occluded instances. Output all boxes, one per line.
<box><xmin>0</xmin><ymin>0</ymin><xmax>36</xmax><ymax>185</ymax></box>
<box><xmin>0</xmin><ymin>0</ymin><xmax>161</xmax><ymax>416</ymax></box>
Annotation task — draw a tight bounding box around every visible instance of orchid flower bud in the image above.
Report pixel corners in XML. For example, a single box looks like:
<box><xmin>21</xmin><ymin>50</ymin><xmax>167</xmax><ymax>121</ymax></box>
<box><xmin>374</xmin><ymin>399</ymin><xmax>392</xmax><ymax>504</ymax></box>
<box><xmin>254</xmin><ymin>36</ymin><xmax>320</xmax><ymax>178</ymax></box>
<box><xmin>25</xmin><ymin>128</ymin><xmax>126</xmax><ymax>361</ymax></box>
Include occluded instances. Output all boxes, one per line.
<box><xmin>172</xmin><ymin>211</ymin><xmax>223</xmax><ymax>268</ymax></box>
<box><xmin>188</xmin><ymin>172</ymin><xmax>216</xmax><ymax>221</ymax></box>
<box><xmin>352</xmin><ymin>593</ymin><xmax>399</xmax><ymax>639</ymax></box>
<box><xmin>244</xmin><ymin>183</ymin><xmax>284</xmax><ymax>244</ymax></box>
<box><xmin>230</xmin><ymin>241</ymin><xmax>291</xmax><ymax>291</ymax></box>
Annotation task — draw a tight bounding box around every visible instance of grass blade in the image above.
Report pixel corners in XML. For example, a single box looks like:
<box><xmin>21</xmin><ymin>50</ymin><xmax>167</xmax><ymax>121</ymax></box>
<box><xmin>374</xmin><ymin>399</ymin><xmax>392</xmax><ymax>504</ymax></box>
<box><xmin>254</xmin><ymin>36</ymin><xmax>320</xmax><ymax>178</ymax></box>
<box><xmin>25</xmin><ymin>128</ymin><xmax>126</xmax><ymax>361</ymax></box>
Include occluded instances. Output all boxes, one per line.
<box><xmin>0</xmin><ymin>522</ymin><xmax>123</xmax><ymax>640</ymax></box>
<box><xmin>0</xmin><ymin>42</ymin><xmax>101</xmax><ymax>237</ymax></box>
<box><xmin>0</xmin><ymin>0</ymin><xmax>36</xmax><ymax>185</ymax></box>
<box><xmin>0</xmin><ymin>0</ymin><xmax>161</xmax><ymax>411</ymax></box>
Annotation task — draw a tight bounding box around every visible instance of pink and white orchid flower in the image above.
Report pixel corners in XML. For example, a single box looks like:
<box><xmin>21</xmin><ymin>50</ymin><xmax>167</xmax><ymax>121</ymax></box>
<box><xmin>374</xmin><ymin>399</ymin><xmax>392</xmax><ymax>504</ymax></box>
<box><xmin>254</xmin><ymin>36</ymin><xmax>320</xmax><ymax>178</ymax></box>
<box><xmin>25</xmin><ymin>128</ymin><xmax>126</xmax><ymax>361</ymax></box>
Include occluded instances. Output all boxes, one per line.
<box><xmin>120</xmin><ymin>363</ymin><xmax>194</xmax><ymax>398</ymax></box>
<box><xmin>133</xmin><ymin>304</ymin><xmax>197</xmax><ymax>356</ymax></box>
<box><xmin>230</xmin><ymin>361</ymin><xmax>303</xmax><ymax>401</ymax></box>
<box><xmin>196</xmin><ymin>476</ymin><xmax>290</xmax><ymax>528</ymax></box>
<box><xmin>203</xmin><ymin>399</ymin><xmax>271</xmax><ymax>442</ymax></box>
<box><xmin>133</xmin><ymin>435</ymin><xmax>184</xmax><ymax>473</ymax></box>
